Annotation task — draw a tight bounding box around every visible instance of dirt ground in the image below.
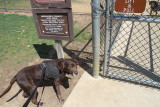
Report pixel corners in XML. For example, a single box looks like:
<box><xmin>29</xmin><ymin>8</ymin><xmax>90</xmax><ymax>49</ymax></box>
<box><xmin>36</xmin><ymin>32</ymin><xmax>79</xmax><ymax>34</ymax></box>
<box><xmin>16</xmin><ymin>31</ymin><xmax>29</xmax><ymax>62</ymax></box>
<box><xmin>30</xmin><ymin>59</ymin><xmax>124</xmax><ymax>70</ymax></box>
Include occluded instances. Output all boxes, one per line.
<box><xmin>0</xmin><ymin>56</ymin><xmax>84</xmax><ymax>107</ymax></box>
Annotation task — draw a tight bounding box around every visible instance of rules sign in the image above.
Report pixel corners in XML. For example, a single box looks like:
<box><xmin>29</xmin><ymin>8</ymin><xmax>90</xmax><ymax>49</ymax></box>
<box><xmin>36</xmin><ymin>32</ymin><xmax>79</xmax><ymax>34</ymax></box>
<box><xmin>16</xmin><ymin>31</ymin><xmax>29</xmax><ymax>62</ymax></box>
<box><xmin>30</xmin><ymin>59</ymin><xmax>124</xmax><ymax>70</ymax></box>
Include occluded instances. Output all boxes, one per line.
<box><xmin>38</xmin><ymin>15</ymin><xmax>68</xmax><ymax>35</ymax></box>
<box><xmin>114</xmin><ymin>0</ymin><xmax>147</xmax><ymax>14</ymax></box>
<box><xmin>33</xmin><ymin>9</ymin><xmax>73</xmax><ymax>40</ymax></box>
<box><xmin>30</xmin><ymin>0</ymin><xmax>73</xmax><ymax>40</ymax></box>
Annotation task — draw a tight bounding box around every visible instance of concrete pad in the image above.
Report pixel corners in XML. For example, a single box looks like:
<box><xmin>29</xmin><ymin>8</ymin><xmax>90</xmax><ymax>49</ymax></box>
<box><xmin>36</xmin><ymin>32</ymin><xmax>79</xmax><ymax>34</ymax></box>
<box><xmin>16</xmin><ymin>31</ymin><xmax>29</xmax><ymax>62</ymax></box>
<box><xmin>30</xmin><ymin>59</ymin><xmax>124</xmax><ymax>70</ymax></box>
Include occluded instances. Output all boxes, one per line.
<box><xmin>63</xmin><ymin>72</ymin><xmax>160</xmax><ymax>107</ymax></box>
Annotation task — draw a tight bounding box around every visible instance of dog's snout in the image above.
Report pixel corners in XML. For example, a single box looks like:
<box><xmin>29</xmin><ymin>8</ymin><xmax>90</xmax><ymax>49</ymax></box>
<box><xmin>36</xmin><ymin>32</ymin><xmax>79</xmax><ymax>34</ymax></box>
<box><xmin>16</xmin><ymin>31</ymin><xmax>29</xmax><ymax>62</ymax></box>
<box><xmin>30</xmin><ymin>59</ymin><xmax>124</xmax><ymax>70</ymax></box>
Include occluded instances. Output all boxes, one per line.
<box><xmin>75</xmin><ymin>71</ymin><xmax>79</xmax><ymax>75</ymax></box>
<box><xmin>72</xmin><ymin>71</ymin><xmax>79</xmax><ymax>77</ymax></box>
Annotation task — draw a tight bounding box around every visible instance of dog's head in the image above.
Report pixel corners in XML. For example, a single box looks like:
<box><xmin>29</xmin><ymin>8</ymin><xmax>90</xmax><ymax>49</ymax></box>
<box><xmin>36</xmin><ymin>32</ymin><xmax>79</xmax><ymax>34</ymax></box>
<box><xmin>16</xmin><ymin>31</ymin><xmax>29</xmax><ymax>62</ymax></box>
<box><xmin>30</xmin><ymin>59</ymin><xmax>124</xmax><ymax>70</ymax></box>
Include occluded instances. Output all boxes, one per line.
<box><xmin>149</xmin><ymin>1</ymin><xmax>158</xmax><ymax>9</ymax></box>
<box><xmin>56</xmin><ymin>59</ymin><xmax>79</xmax><ymax>77</ymax></box>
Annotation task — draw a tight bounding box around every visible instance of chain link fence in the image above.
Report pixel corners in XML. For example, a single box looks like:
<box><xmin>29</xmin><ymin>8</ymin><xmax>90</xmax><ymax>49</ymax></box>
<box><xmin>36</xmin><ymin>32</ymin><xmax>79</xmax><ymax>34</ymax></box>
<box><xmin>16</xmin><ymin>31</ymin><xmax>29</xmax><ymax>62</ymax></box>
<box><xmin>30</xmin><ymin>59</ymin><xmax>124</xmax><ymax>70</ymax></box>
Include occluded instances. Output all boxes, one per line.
<box><xmin>100</xmin><ymin>0</ymin><xmax>160</xmax><ymax>88</ymax></box>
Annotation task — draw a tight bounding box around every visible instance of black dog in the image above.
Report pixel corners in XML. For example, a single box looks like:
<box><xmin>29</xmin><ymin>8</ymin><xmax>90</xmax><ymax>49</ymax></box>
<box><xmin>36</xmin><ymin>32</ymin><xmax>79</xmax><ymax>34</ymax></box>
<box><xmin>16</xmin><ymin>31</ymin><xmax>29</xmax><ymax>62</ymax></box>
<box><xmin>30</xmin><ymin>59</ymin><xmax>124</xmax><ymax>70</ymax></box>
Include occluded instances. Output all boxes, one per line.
<box><xmin>149</xmin><ymin>1</ymin><xmax>160</xmax><ymax>15</ymax></box>
<box><xmin>0</xmin><ymin>59</ymin><xmax>79</xmax><ymax>105</ymax></box>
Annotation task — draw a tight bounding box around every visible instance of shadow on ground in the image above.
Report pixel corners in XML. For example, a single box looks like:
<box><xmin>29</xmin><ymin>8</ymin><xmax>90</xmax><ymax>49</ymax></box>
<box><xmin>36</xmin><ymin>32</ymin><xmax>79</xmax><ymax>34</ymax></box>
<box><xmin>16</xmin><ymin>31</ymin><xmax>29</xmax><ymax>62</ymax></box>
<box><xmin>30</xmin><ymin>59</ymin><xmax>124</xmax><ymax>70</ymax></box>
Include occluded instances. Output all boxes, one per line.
<box><xmin>33</xmin><ymin>43</ymin><xmax>57</xmax><ymax>59</ymax></box>
<box><xmin>103</xmin><ymin>56</ymin><xmax>160</xmax><ymax>89</ymax></box>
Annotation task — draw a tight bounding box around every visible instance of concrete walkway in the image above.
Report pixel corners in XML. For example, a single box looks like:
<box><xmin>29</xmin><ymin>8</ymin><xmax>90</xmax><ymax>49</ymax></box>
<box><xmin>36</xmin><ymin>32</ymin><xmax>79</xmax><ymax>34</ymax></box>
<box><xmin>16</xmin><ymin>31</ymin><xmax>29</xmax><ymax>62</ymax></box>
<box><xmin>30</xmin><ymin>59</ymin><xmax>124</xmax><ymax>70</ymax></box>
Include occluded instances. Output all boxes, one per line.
<box><xmin>63</xmin><ymin>72</ymin><xmax>160</xmax><ymax>107</ymax></box>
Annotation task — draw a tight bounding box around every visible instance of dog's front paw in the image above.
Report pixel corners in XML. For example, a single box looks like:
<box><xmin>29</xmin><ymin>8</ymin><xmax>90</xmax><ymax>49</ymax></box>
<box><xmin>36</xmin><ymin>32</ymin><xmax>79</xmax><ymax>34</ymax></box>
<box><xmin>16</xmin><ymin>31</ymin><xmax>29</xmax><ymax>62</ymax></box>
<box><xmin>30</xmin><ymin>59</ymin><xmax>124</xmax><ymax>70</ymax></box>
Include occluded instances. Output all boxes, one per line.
<box><xmin>38</xmin><ymin>101</ymin><xmax>44</xmax><ymax>106</ymax></box>
<box><xmin>59</xmin><ymin>99</ymin><xmax>64</xmax><ymax>104</ymax></box>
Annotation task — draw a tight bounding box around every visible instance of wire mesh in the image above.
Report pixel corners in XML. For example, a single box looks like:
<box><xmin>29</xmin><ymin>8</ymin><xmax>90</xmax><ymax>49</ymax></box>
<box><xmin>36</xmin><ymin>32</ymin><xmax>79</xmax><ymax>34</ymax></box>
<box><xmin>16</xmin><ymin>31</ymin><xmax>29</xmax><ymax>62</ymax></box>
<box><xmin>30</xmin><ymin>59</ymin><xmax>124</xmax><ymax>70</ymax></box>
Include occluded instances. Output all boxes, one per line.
<box><xmin>100</xmin><ymin>0</ymin><xmax>106</xmax><ymax>55</ymax></box>
<box><xmin>101</xmin><ymin>0</ymin><xmax>160</xmax><ymax>88</ymax></box>
<box><xmin>72</xmin><ymin>0</ymin><xmax>91</xmax><ymax>14</ymax></box>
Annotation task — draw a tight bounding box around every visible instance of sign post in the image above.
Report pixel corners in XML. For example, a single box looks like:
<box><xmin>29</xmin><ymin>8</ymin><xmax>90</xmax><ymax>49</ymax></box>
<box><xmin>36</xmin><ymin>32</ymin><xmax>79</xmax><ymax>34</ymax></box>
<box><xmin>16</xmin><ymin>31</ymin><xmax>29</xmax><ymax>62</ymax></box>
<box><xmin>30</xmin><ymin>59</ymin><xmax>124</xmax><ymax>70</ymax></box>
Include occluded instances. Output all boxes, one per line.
<box><xmin>30</xmin><ymin>0</ymin><xmax>73</xmax><ymax>59</ymax></box>
<box><xmin>55</xmin><ymin>40</ymin><xmax>64</xmax><ymax>58</ymax></box>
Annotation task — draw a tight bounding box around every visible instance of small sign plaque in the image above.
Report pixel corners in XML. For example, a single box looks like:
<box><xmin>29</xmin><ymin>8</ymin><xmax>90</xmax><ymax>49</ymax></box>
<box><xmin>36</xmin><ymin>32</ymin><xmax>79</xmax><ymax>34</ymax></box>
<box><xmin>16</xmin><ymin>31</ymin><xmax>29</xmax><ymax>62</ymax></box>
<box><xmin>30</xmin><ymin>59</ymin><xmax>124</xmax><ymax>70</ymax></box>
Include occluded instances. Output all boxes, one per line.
<box><xmin>30</xmin><ymin>0</ymin><xmax>70</xmax><ymax>8</ymax></box>
<box><xmin>38</xmin><ymin>14</ymin><xmax>68</xmax><ymax>35</ymax></box>
<box><xmin>33</xmin><ymin>9</ymin><xmax>73</xmax><ymax>40</ymax></box>
<box><xmin>114</xmin><ymin>0</ymin><xmax>147</xmax><ymax>13</ymax></box>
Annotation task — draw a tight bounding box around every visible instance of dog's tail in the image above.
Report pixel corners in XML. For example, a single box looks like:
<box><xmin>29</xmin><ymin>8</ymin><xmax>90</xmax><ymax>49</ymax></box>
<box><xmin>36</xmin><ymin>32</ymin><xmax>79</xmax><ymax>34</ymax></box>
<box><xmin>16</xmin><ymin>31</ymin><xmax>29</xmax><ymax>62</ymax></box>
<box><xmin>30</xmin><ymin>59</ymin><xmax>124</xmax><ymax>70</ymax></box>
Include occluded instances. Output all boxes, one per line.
<box><xmin>0</xmin><ymin>76</ymin><xmax>16</xmax><ymax>98</ymax></box>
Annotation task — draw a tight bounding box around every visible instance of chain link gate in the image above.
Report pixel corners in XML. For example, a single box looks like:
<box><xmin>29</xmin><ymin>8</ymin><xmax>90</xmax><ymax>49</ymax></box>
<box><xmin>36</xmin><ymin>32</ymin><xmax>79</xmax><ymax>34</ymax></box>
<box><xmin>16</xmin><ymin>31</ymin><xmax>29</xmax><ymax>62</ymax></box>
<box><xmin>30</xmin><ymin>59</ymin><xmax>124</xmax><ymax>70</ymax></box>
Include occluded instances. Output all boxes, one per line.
<box><xmin>101</xmin><ymin>0</ymin><xmax>160</xmax><ymax>88</ymax></box>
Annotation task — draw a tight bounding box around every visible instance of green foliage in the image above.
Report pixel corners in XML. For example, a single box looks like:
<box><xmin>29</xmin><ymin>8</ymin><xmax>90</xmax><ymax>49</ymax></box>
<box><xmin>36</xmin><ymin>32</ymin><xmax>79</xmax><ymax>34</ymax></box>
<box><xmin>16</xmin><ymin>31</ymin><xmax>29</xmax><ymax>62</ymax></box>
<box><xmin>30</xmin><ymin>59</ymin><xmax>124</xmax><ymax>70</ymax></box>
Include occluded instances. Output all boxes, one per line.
<box><xmin>1</xmin><ymin>0</ymin><xmax>31</xmax><ymax>9</ymax></box>
<box><xmin>74</xmin><ymin>27</ymin><xmax>91</xmax><ymax>42</ymax></box>
<box><xmin>0</xmin><ymin>13</ymin><xmax>53</xmax><ymax>64</ymax></box>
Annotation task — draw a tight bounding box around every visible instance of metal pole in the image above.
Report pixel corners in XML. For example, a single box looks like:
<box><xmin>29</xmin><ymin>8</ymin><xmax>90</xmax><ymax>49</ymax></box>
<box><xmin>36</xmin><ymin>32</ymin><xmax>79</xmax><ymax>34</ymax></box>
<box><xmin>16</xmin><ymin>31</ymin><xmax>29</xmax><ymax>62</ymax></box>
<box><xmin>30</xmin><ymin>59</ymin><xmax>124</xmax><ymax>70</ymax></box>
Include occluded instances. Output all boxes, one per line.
<box><xmin>148</xmin><ymin>23</ymin><xmax>154</xmax><ymax>72</ymax></box>
<box><xmin>3</xmin><ymin>0</ymin><xmax>8</xmax><ymax>11</ymax></box>
<box><xmin>91</xmin><ymin>0</ymin><xmax>101</xmax><ymax>78</ymax></box>
<box><xmin>103</xmin><ymin>0</ymin><xmax>111</xmax><ymax>76</ymax></box>
<box><xmin>124</xmin><ymin>21</ymin><xmax>134</xmax><ymax>57</ymax></box>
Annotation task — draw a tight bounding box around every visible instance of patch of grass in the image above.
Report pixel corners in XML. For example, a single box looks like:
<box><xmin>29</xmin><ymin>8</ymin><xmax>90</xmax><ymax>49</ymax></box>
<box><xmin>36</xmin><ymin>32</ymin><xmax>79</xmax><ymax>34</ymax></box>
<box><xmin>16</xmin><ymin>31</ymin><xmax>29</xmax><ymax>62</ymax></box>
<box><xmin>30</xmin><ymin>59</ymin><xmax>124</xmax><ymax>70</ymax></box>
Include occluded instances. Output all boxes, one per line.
<box><xmin>74</xmin><ymin>27</ymin><xmax>91</xmax><ymax>42</ymax></box>
<box><xmin>0</xmin><ymin>0</ymin><xmax>31</xmax><ymax>10</ymax></box>
<box><xmin>0</xmin><ymin>13</ymin><xmax>54</xmax><ymax>65</ymax></box>
<box><xmin>0</xmin><ymin>13</ymin><xmax>91</xmax><ymax>67</ymax></box>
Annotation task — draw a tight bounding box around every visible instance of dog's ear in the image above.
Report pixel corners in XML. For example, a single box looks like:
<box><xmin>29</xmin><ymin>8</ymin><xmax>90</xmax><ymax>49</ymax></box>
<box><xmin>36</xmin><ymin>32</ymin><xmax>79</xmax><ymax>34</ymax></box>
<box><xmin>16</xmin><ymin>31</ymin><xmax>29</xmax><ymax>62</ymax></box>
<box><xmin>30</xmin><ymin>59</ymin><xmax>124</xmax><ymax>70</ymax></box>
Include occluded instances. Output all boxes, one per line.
<box><xmin>149</xmin><ymin>1</ymin><xmax>155</xmax><ymax>5</ymax></box>
<box><xmin>69</xmin><ymin>59</ymin><xmax>79</xmax><ymax>65</ymax></box>
<box><xmin>56</xmin><ymin>58</ymin><xmax>65</xmax><ymax>72</ymax></box>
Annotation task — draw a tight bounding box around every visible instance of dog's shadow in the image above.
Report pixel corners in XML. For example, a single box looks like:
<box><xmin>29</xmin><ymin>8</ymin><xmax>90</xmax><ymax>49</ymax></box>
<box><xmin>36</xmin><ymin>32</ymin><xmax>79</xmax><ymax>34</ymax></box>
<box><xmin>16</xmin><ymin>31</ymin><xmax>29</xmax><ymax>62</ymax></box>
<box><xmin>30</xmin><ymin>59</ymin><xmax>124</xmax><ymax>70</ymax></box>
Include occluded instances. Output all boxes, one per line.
<box><xmin>6</xmin><ymin>76</ymin><xmax>70</xmax><ymax>102</ymax></box>
<box><xmin>33</xmin><ymin>43</ymin><xmax>57</xmax><ymax>59</ymax></box>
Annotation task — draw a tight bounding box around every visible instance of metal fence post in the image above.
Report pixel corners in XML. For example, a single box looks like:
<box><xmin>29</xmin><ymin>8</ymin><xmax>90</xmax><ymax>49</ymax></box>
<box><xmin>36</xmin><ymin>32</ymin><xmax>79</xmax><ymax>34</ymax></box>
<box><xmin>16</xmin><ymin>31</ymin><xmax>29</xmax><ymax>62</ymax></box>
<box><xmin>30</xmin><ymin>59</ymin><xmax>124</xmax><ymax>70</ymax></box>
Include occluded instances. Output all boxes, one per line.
<box><xmin>3</xmin><ymin>0</ymin><xmax>8</xmax><ymax>11</ymax></box>
<box><xmin>91</xmin><ymin>0</ymin><xmax>101</xmax><ymax>78</ymax></box>
<box><xmin>103</xmin><ymin>0</ymin><xmax>111</xmax><ymax>76</ymax></box>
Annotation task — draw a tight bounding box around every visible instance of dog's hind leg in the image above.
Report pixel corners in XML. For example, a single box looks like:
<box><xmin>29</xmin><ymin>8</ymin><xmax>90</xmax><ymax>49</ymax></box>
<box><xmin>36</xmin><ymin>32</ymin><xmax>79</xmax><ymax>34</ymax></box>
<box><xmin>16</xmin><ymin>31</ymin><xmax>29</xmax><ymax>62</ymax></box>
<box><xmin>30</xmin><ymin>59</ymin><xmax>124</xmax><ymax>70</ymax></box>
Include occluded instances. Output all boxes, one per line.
<box><xmin>29</xmin><ymin>87</ymin><xmax>39</xmax><ymax>105</ymax></box>
<box><xmin>17</xmin><ymin>78</ymin><xmax>40</xmax><ymax>105</ymax></box>
<box><xmin>23</xmin><ymin>85</ymin><xmax>40</xmax><ymax>105</ymax></box>
<box><xmin>22</xmin><ymin>91</ymin><xmax>29</xmax><ymax>98</ymax></box>
<box><xmin>16</xmin><ymin>78</ymin><xmax>31</xmax><ymax>98</ymax></box>
<box><xmin>29</xmin><ymin>86</ymin><xmax>44</xmax><ymax>106</ymax></box>
<box><xmin>25</xmin><ymin>85</ymin><xmax>40</xmax><ymax>105</ymax></box>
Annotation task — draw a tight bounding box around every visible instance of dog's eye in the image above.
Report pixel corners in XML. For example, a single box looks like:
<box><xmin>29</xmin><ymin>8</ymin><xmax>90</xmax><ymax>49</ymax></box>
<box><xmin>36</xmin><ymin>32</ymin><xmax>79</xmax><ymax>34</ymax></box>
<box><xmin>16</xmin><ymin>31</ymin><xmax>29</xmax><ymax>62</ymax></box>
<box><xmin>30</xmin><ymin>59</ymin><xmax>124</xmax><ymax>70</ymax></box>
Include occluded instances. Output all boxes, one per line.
<box><xmin>71</xmin><ymin>64</ymin><xmax>75</xmax><ymax>67</ymax></box>
<box><xmin>65</xmin><ymin>63</ymin><xmax>69</xmax><ymax>66</ymax></box>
